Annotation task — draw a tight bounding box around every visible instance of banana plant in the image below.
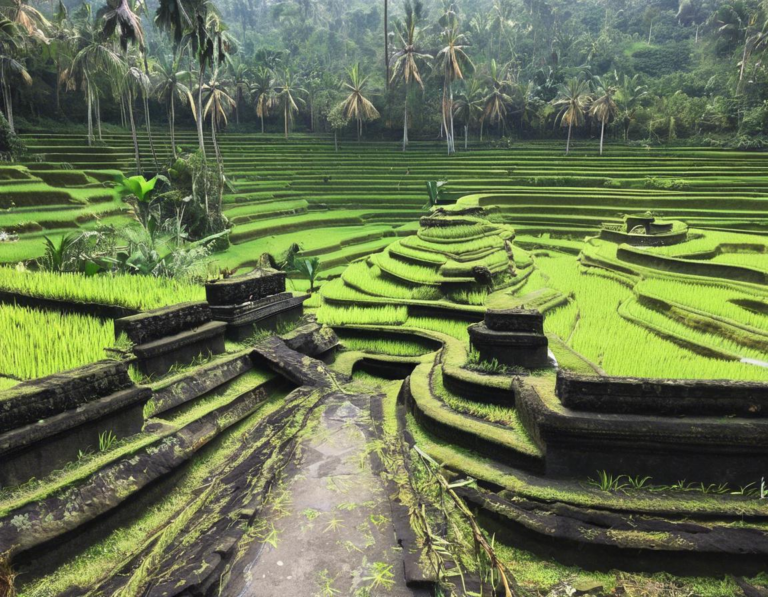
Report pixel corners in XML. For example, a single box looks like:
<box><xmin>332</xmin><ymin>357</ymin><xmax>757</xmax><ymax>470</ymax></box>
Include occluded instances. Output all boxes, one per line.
<box><xmin>115</xmin><ymin>173</ymin><xmax>168</xmax><ymax>230</ymax></box>
<box><xmin>292</xmin><ymin>256</ymin><xmax>321</xmax><ymax>293</ymax></box>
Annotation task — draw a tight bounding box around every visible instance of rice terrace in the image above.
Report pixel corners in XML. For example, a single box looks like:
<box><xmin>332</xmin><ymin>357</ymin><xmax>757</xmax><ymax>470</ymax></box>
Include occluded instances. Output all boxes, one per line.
<box><xmin>2</xmin><ymin>0</ymin><xmax>768</xmax><ymax>595</ymax></box>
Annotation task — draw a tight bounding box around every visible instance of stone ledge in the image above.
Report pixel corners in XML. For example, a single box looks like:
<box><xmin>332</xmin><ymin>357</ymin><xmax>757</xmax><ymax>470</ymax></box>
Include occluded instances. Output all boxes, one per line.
<box><xmin>133</xmin><ymin>321</ymin><xmax>228</xmax><ymax>360</ymax></box>
<box><xmin>517</xmin><ymin>379</ymin><xmax>768</xmax><ymax>485</ymax></box>
<box><xmin>0</xmin><ymin>361</ymin><xmax>133</xmax><ymax>434</ymax></box>
<box><xmin>556</xmin><ymin>370</ymin><xmax>768</xmax><ymax>417</ymax></box>
<box><xmin>205</xmin><ymin>268</ymin><xmax>286</xmax><ymax>306</ymax></box>
<box><xmin>0</xmin><ymin>386</ymin><xmax>150</xmax><ymax>455</ymax></box>
<box><xmin>116</xmin><ymin>301</ymin><xmax>212</xmax><ymax>345</ymax></box>
<box><xmin>485</xmin><ymin>308</ymin><xmax>544</xmax><ymax>333</ymax></box>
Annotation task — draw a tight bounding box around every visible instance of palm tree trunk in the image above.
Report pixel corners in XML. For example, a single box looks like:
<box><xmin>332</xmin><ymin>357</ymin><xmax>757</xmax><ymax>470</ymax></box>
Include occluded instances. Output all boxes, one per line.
<box><xmin>599</xmin><ymin>120</ymin><xmax>605</xmax><ymax>156</ymax></box>
<box><xmin>566</xmin><ymin>121</ymin><xmax>572</xmax><ymax>155</ymax></box>
<box><xmin>143</xmin><ymin>91</ymin><xmax>159</xmax><ymax>169</ymax></box>
<box><xmin>384</xmin><ymin>0</ymin><xmax>389</xmax><ymax>86</ymax></box>
<box><xmin>464</xmin><ymin>124</ymin><xmax>468</xmax><ymax>150</ymax></box>
<box><xmin>86</xmin><ymin>80</ymin><xmax>93</xmax><ymax>146</ymax></box>
<box><xmin>126</xmin><ymin>90</ymin><xmax>142</xmax><ymax>174</ymax></box>
<box><xmin>2</xmin><ymin>75</ymin><xmax>14</xmax><ymax>134</ymax></box>
<box><xmin>448</xmin><ymin>84</ymin><xmax>455</xmax><ymax>154</ymax></box>
<box><xmin>402</xmin><ymin>94</ymin><xmax>408</xmax><ymax>151</ymax></box>
<box><xmin>284</xmin><ymin>102</ymin><xmax>289</xmax><ymax>140</ymax></box>
<box><xmin>196</xmin><ymin>66</ymin><xmax>207</xmax><ymax>159</ymax></box>
<box><xmin>55</xmin><ymin>58</ymin><xmax>62</xmax><ymax>114</ymax></box>
<box><xmin>95</xmin><ymin>92</ymin><xmax>102</xmax><ymax>142</ymax></box>
<box><xmin>442</xmin><ymin>83</ymin><xmax>450</xmax><ymax>155</ymax></box>
<box><xmin>170</xmin><ymin>93</ymin><xmax>177</xmax><ymax>159</ymax></box>
<box><xmin>260</xmin><ymin>112</ymin><xmax>264</xmax><ymax>134</ymax></box>
<box><xmin>212</xmin><ymin>116</ymin><xmax>224</xmax><ymax>214</ymax></box>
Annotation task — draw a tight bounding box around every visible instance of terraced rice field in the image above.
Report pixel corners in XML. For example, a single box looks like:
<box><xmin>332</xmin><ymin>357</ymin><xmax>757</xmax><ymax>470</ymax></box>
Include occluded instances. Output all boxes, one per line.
<box><xmin>6</xmin><ymin>132</ymin><xmax>768</xmax><ymax>281</ymax></box>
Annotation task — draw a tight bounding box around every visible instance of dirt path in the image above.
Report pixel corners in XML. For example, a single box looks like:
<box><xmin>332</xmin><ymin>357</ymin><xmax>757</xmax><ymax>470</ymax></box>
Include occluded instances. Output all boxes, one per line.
<box><xmin>227</xmin><ymin>389</ymin><xmax>425</xmax><ymax>597</ymax></box>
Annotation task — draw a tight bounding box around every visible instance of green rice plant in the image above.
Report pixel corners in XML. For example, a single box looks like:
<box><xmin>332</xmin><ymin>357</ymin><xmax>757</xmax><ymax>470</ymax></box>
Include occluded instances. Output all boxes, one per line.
<box><xmin>0</xmin><ymin>304</ymin><xmax>115</xmax><ymax>381</ymax></box>
<box><xmin>536</xmin><ymin>255</ymin><xmax>768</xmax><ymax>381</ymax></box>
<box><xmin>636</xmin><ymin>277</ymin><xmax>768</xmax><ymax>332</ymax></box>
<box><xmin>340</xmin><ymin>262</ymin><xmax>443</xmax><ymax>301</ymax></box>
<box><xmin>405</xmin><ymin>316</ymin><xmax>472</xmax><ymax>343</ymax></box>
<box><xmin>418</xmin><ymin>224</ymin><xmax>489</xmax><ymax>241</ymax></box>
<box><xmin>621</xmin><ymin>298</ymin><xmax>768</xmax><ymax>363</ymax></box>
<box><xmin>588</xmin><ymin>471</ymin><xmax>629</xmax><ymax>492</ymax></box>
<box><xmin>98</xmin><ymin>430</ymin><xmax>118</xmax><ymax>452</ymax></box>
<box><xmin>316</xmin><ymin>303</ymin><xmax>408</xmax><ymax>326</ymax></box>
<box><xmin>338</xmin><ymin>335</ymin><xmax>435</xmax><ymax>357</ymax></box>
<box><xmin>371</xmin><ymin>251</ymin><xmax>443</xmax><ymax>285</ymax></box>
<box><xmin>445</xmin><ymin>288</ymin><xmax>488</xmax><ymax>306</ymax></box>
<box><xmin>402</xmin><ymin>233</ymin><xmax>505</xmax><ymax>257</ymax></box>
<box><xmin>0</xmin><ymin>268</ymin><xmax>204</xmax><ymax>310</ymax></box>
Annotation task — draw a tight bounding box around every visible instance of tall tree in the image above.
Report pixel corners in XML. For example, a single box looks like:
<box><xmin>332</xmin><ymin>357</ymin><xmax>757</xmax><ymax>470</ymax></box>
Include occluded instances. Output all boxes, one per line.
<box><xmin>453</xmin><ymin>77</ymin><xmax>483</xmax><ymax>148</ymax></box>
<box><xmin>390</xmin><ymin>0</ymin><xmax>430</xmax><ymax>150</ymax></box>
<box><xmin>153</xmin><ymin>56</ymin><xmax>195</xmax><ymax>159</ymax></box>
<box><xmin>590</xmin><ymin>80</ymin><xmax>617</xmax><ymax>155</ymax></box>
<box><xmin>481</xmin><ymin>59</ymin><xmax>513</xmax><ymax>136</ymax></box>
<box><xmin>226</xmin><ymin>55</ymin><xmax>249</xmax><ymax>125</ymax></box>
<box><xmin>436</xmin><ymin>8</ymin><xmax>472</xmax><ymax>155</ymax></box>
<box><xmin>0</xmin><ymin>17</ymin><xmax>30</xmax><ymax>133</ymax></box>
<box><xmin>553</xmin><ymin>77</ymin><xmax>590</xmax><ymax>155</ymax></box>
<box><xmin>250</xmin><ymin>65</ymin><xmax>274</xmax><ymax>134</ymax></box>
<box><xmin>201</xmin><ymin>69</ymin><xmax>234</xmax><ymax>210</ymax></box>
<box><xmin>615</xmin><ymin>73</ymin><xmax>647</xmax><ymax>141</ymax></box>
<box><xmin>275</xmin><ymin>68</ymin><xmax>305</xmax><ymax>140</ymax></box>
<box><xmin>340</xmin><ymin>62</ymin><xmax>379</xmax><ymax>141</ymax></box>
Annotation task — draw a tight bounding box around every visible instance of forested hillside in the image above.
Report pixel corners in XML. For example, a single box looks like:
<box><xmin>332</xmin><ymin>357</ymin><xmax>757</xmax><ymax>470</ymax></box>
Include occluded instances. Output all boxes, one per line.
<box><xmin>3</xmin><ymin>0</ymin><xmax>768</xmax><ymax>151</ymax></box>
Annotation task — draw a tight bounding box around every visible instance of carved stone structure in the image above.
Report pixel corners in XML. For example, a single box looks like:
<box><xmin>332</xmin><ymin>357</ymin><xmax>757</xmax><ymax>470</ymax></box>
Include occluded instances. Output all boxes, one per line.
<box><xmin>205</xmin><ymin>268</ymin><xmax>308</xmax><ymax>341</ymax></box>
<box><xmin>468</xmin><ymin>308</ymin><xmax>549</xmax><ymax>369</ymax></box>
<box><xmin>516</xmin><ymin>371</ymin><xmax>768</xmax><ymax>485</ymax></box>
<box><xmin>0</xmin><ymin>360</ymin><xmax>150</xmax><ymax>488</ymax></box>
<box><xmin>115</xmin><ymin>301</ymin><xmax>227</xmax><ymax>377</ymax></box>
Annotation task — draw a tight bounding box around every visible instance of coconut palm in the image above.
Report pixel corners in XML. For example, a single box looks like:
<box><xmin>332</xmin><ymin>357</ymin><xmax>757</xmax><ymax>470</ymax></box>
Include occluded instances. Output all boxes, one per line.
<box><xmin>227</xmin><ymin>55</ymin><xmax>249</xmax><ymax>125</ymax></box>
<box><xmin>121</xmin><ymin>66</ymin><xmax>150</xmax><ymax>172</ymax></box>
<box><xmin>1</xmin><ymin>0</ymin><xmax>49</xmax><ymax>41</ymax></box>
<box><xmin>436</xmin><ymin>8</ymin><xmax>473</xmax><ymax>155</ymax></box>
<box><xmin>390</xmin><ymin>0</ymin><xmax>431</xmax><ymax>150</ymax></box>
<box><xmin>66</xmin><ymin>30</ymin><xmax>125</xmax><ymax>146</ymax></box>
<box><xmin>0</xmin><ymin>17</ymin><xmax>30</xmax><ymax>133</ymax></box>
<box><xmin>154</xmin><ymin>0</ymin><xmax>193</xmax><ymax>49</ymax></box>
<box><xmin>274</xmin><ymin>69</ymin><xmax>305</xmax><ymax>140</ymax></box>
<box><xmin>201</xmin><ymin>70</ymin><xmax>234</xmax><ymax>210</ymax></box>
<box><xmin>590</xmin><ymin>81</ymin><xmax>618</xmax><ymax>155</ymax></box>
<box><xmin>339</xmin><ymin>62</ymin><xmax>380</xmax><ymax>141</ymax></box>
<box><xmin>615</xmin><ymin>73</ymin><xmax>647</xmax><ymax>141</ymax></box>
<box><xmin>481</xmin><ymin>59</ymin><xmax>513</xmax><ymax>136</ymax></box>
<box><xmin>553</xmin><ymin>77</ymin><xmax>591</xmax><ymax>155</ymax></box>
<box><xmin>153</xmin><ymin>56</ymin><xmax>195</xmax><ymax>159</ymax></box>
<box><xmin>250</xmin><ymin>65</ymin><xmax>274</xmax><ymax>133</ymax></box>
<box><xmin>453</xmin><ymin>77</ymin><xmax>483</xmax><ymax>148</ymax></box>
<box><xmin>100</xmin><ymin>0</ymin><xmax>143</xmax><ymax>52</ymax></box>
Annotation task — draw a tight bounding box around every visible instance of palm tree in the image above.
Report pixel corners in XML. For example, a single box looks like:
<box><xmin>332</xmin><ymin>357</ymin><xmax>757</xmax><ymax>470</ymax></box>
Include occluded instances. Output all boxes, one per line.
<box><xmin>553</xmin><ymin>77</ymin><xmax>590</xmax><ymax>156</ymax></box>
<box><xmin>590</xmin><ymin>81</ymin><xmax>617</xmax><ymax>156</ymax></box>
<box><xmin>481</xmin><ymin>59</ymin><xmax>513</xmax><ymax>137</ymax></box>
<box><xmin>436</xmin><ymin>8</ymin><xmax>473</xmax><ymax>155</ymax></box>
<box><xmin>250</xmin><ymin>65</ymin><xmax>274</xmax><ymax>133</ymax></box>
<box><xmin>154</xmin><ymin>0</ymin><xmax>193</xmax><ymax>49</ymax></box>
<box><xmin>0</xmin><ymin>18</ymin><xmax>30</xmax><ymax>133</ymax></box>
<box><xmin>227</xmin><ymin>55</ymin><xmax>249</xmax><ymax>125</ymax></box>
<box><xmin>153</xmin><ymin>56</ymin><xmax>195</xmax><ymax>159</ymax></box>
<box><xmin>453</xmin><ymin>77</ymin><xmax>483</xmax><ymax>148</ymax></box>
<box><xmin>100</xmin><ymin>0</ymin><xmax>143</xmax><ymax>52</ymax></box>
<box><xmin>339</xmin><ymin>62</ymin><xmax>380</xmax><ymax>141</ymax></box>
<box><xmin>67</xmin><ymin>33</ymin><xmax>125</xmax><ymax>146</ymax></box>
<box><xmin>122</xmin><ymin>66</ymin><xmax>149</xmax><ymax>172</ymax></box>
<box><xmin>275</xmin><ymin>69</ymin><xmax>305</xmax><ymax>140</ymax></box>
<box><xmin>615</xmin><ymin>73</ymin><xmax>647</xmax><ymax>141</ymax></box>
<box><xmin>390</xmin><ymin>0</ymin><xmax>430</xmax><ymax>150</ymax></box>
<box><xmin>1</xmin><ymin>0</ymin><xmax>49</xmax><ymax>41</ymax></box>
<box><xmin>202</xmin><ymin>70</ymin><xmax>234</xmax><ymax>210</ymax></box>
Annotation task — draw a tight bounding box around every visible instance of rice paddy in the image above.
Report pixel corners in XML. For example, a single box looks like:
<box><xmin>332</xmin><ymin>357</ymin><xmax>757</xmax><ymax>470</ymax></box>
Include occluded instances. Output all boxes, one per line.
<box><xmin>0</xmin><ymin>303</ymin><xmax>115</xmax><ymax>381</ymax></box>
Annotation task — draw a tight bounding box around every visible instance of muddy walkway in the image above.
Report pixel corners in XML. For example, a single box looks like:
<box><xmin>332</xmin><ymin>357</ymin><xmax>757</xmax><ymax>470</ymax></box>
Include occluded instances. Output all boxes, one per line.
<box><xmin>225</xmin><ymin>387</ymin><xmax>426</xmax><ymax>597</ymax></box>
